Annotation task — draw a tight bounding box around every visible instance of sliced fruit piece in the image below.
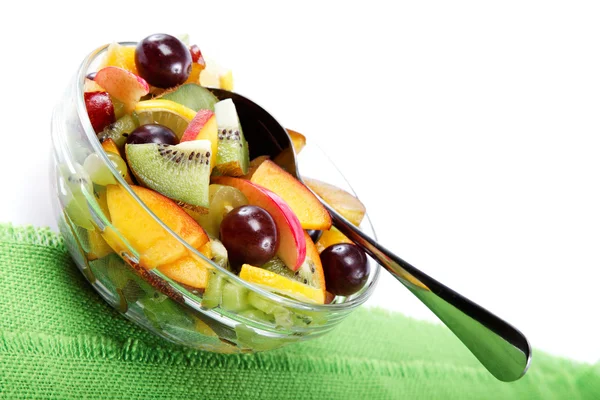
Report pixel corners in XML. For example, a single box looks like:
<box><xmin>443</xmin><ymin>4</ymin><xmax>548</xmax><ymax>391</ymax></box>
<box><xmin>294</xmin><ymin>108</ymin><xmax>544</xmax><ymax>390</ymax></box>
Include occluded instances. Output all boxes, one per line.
<box><xmin>202</xmin><ymin>270</ymin><xmax>225</xmax><ymax>309</ymax></box>
<box><xmin>100</xmin><ymin>140</ymin><xmax>134</xmax><ymax>184</ymax></box>
<box><xmin>184</xmin><ymin>63</ymin><xmax>204</xmax><ymax>84</ymax></box>
<box><xmin>106</xmin><ymin>185</ymin><xmax>209</xmax><ymax>269</ymax></box>
<box><xmin>315</xmin><ymin>227</ymin><xmax>353</xmax><ymax>254</ymax></box>
<box><xmin>158</xmin><ymin>255</ymin><xmax>209</xmax><ymax>289</ymax></box>
<box><xmin>208</xmin><ymin>238</ymin><xmax>228</xmax><ymax>269</ymax></box>
<box><xmin>86</xmin><ymin>229</ymin><xmax>113</xmax><ymax>260</ymax></box>
<box><xmin>158</xmin><ymin>83</ymin><xmax>218</xmax><ymax>112</ymax></box>
<box><xmin>249</xmin><ymin>160</ymin><xmax>331</xmax><ymax>230</ymax></box>
<box><xmin>135</xmin><ymin>99</ymin><xmax>196</xmax><ymax>139</ymax></box>
<box><xmin>191</xmin><ymin>184</ymin><xmax>248</xmax><ymax>238</ymax></box>
<box><xmin>97</xmin><ymin>114</ymin><xmax>139</xmax><ymax>149</ymax></box>
<box><xmin>214</xmin><ymin>99</ymin><xmax>249</xmax><ymax>176</ymax></box>
<box><xmin>126</xmin><ymin>140</ymin><xmax>212</xmax><ymax>211</ymax></box>
<box><xmin>84</xmin><ymin>78</ymin><xmax>104</xmax><ymax>93</ymax></box>
<box><xmin>212</xmin><ymin>176</ymin><xmax>306</xmax><ymax>271</ymax></box>
<box><xmin>240</xmin><ymin>264</ymin><xmax>325</xmax><ymax>304</ymax></box>
<box><xmin>94</xmin><ymin>66</ymin><xmax>149</xmax><ymax>113</ymax></box>
<box><xmin>99</xmin><ymin>42</ymin><xmax>138</xmax><ymax>74</ymax></box>
<box><xmin>84</xmin><ymin>92</ymin><xmax>115</xmax><ymax>133</ymax></box>
<box><xmin>58</xmin><ymin>163</ymin><xmax>94</xmax><ymax>230</ymax></box>
<box><xmin>262</xmin><ymin>231</ymin><xmax>326</xmax><ymax>293</ymax></box>
<box><xmin>200</xmin><ymin>58</ymin><xmax>232</xmax><ymax>90</ymax></box>
<box><xmin>101</xmin><ymin>137</ymin><xmax>120</xmax><ymax>155</ymax></box>
<box><xmin>242</xmin><ymin>156</ymin><xmax>270</xmax><ymax>179</ymax></box>
<box><xmin>83</xmin><ymin>152</ymin><xmax>129</xmax><ymax>186</ymax></box>
<box><xmin>198</xmin><ymin>240</ymin><xmax>213</xmax><ymax>260</ymax></box>
<box><xmin>219</xmin><ymin>70</ymin><xmax>234</xmax><ymax>91</ymax></box>
<box><xmin>180</xmin><ymin>110</ymin><xmax>218</xmax><ymax>169</ymax></box>
<box><xmin>221</xmin><ymin>282</ymin><xmax>248</xmax><ymax>312</ymax></box>
<box><xmin>304</xmin><ymin>177</ymin><xmax>366</xmax><ymax>227</ymax></box>
<box><xmin>286</xmin><ymin>129</ymin><xmax>306</xmax><ymax>154</ymax></box>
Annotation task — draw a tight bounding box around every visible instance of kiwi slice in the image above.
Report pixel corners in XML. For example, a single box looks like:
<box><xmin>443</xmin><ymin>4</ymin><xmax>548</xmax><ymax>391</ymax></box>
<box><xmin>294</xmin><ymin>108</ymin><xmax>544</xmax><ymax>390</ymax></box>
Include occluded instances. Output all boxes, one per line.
<box><xmin>221</xmin><ymin>282</ymin><xmax>249</xmax><ymax>312</ymax></box>
<box><xmin>97</xmin><ymin>114</ymin><xmax>138</xmax><ymax>149</ymax></box>
<box><xmin>209</xmin><ymin>238</ymin><xmax>229</xmax><ymax>269</ymax></box>
<box><xmin>158</xmin><ymin>83</ymin><xmax>219</xmax><ymax>112</ymax></box>
<box><xmin>214</xmin><ymin>99</ymin><xmax>249</xmax><ymax>176</ymax></box>
<box><xmin>262</xmin><ymin>257</ymin><xmax>321</xmax><ymax>289</ymax></box>
<box><xmin>126</xmin><ymin>140</ymin><xmax>212</xmax><ymax>211</ymax></box>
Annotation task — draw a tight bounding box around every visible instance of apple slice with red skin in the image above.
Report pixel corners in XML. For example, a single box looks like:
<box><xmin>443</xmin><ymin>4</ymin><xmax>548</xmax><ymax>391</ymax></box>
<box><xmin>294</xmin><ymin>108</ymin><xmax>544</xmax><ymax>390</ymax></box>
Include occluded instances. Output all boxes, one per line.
<box><xmin>180</xmin><ymin>110</ymin><xmax>218</xmax><ymax>169</ymax></box>
<box><xmin>212</xmin><ymin>176</ymin><xmax>306</xmax><ymax>271</ymax></box>
<box><xmin>94</xmin><ymin>66</ymin><xmax>149</xmax><ymax>113</ymax></box>
<box><xmin>84</xmin><ymin>91</ymin><xmax>115</xmax><ymax>133</ymax></box>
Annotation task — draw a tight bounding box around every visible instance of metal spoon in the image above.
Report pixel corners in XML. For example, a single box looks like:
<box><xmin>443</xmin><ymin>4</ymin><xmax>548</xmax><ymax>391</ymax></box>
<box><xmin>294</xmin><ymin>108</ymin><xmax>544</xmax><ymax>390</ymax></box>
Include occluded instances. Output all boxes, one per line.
<box><xmin>211</xmin><ymin>88</ymin><xmax>532</xmax><ymax>382</ymax></box>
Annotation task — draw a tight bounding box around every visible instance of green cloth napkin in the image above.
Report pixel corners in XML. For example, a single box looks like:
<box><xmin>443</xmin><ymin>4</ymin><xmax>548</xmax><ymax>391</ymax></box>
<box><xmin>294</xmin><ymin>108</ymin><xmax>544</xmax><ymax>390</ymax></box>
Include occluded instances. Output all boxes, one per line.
<box><xmin>0</xmin><ymin>224</ymin><xmax>598</xmax><ymax>399</ymax></box>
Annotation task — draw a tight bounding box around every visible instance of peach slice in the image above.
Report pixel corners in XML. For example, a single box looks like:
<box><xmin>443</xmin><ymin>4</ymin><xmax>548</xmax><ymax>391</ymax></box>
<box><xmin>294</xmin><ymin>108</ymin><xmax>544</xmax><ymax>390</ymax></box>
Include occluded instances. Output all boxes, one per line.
<box><xmin>286</xmin><ymin>129</ymin><xmax>306</xmax><ymax>154</ymax></box>
<box><xmin>212</xmin><ymin>176</ymin><xmax>306</xmax><ymax>271</ymax></box>
<box><xmin>86</xmin><ymin>229</ymin><xmax>114</xmax><ymax>261</ymax></box>
<box><xmin>304</xmin><ymin>178</ymin><xmax>366</xmax><ymax>227</ymax></box>
<box><xmin>249</xmin><ymin>160</ymin><xmax>332</xmax><ymax>231</ymax></box>
<box><xmin>180</xmin><ymin>110</ymin><xmax>218</xmax><ymax>169</ymax></box>
<box><xmin>94</xmin><ymin>66</ymin><xmax>149</xmax><ymax>113</ymax></box>
<box><xmin>106</xmin><ymin>185</ymin><xmax>209</xmax><ymax>269</ymax></box>
<box><xmin>158</xmin><ymin>254</ymin><xmax>209</xmax><ymax>289</ymax></box>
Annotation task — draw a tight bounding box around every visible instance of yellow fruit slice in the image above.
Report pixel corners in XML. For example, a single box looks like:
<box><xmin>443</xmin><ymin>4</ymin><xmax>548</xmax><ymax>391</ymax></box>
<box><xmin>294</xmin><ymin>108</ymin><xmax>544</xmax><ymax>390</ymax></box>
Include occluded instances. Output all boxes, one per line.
<box><xmin>240</xmin><ymin>264</ymin><xmax>325</xmax><ymax>304</ymax></box>
<box><xmin>135</xmin><ymin>99</ymin><xmax>196</xmax><ymax>139</ymax></box>
<box><xmin>185</xmin><ymin>63</ymin><xmax>205</xmax><ymax>84</ymax></box>
<box><xmin>286</xmin><ymin>129</ymin><xmax>306</xmax><ymax>154</ymax></box>
<box><xmin>86</xmin><ymin>229</ymin><xmax>114</xmax><ymax>260</ymax></box>
<box><xmin>199</xmin><ymin>58</ymin><xmax>233</xmax><ymax>90</ymax></box>
<box><xmin>219</xmin><ymin>70</ymin><xmax>234</xmax><ymax>91</ymax></box>
<box><xmin>304</xmin><ymin>178</ymin><xmax>366</xmax><ymax>226</ymax></box>
<box><xmin>315</xmin><ymin>227</ymin><xmax>353</xmax><ymax>253</ymax></box>
<box><xmin>100</xmin><ymin>42</ymin><xmax>138</xmax><ymax>75</ymax></box>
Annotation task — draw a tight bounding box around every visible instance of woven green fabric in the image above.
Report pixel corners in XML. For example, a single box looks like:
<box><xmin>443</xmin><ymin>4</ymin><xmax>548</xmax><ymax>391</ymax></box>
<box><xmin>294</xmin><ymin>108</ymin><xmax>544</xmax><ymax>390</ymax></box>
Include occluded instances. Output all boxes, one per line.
<box><xmin>0</xmin><ymin>224</ymin><xmax>598</xmax><ymax>399</ymax></box>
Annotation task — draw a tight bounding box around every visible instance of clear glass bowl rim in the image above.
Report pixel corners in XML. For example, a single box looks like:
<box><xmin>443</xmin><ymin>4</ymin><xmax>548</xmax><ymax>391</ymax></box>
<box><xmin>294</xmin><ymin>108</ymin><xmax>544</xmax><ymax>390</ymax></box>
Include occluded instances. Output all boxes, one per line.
<box><xmin>69</xmin><ymin>41</ymin><xmax>381</xmax><ymax>316</ymax></box>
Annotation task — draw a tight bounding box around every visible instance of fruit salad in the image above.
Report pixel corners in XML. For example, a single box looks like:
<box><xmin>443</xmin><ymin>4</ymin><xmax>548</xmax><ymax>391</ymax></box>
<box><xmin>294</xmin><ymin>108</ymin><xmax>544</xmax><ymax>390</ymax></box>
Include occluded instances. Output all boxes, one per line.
<box><xmin>63</xmin><ymin>33</ymin><xmax>372</xmax><ymax>349</ymax></box>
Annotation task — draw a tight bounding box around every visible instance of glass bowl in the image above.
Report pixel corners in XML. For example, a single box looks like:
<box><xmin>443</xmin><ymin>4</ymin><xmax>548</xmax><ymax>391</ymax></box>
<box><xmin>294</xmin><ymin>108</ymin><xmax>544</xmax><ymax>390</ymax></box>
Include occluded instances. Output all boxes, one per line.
<box><xmin>49</xmin><ymin>42</ymin><xmax>380</xmax><ymax>353</ymax></box>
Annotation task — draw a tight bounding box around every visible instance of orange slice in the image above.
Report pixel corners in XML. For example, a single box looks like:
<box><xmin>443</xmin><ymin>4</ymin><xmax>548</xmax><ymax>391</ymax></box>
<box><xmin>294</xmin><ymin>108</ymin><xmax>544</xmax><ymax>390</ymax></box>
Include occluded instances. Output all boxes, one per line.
<box><xmin>315</xmin><ymin>227</ymin><xmax>353</xmax><ymax>253</ymax></box>
<box><xmin>239</xmin><ymin>264</ymin><xmax>325</xmax><ymax>304</ymax></box>
<box><xmin>134</xmin><ymin>99</ymin><xmax>196</xmax><ymax>139</ymax></box>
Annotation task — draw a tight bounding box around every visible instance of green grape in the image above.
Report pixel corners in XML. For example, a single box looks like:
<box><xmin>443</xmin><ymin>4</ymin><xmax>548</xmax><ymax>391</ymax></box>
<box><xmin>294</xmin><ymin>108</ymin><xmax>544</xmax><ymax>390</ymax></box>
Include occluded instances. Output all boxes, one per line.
<box><xmin>194</xmin><ymin>185</ymin><xmax>248</xmax><ymax>238</ymax></box>
<box><xmin>58</xmin><ymin>163</ymin><xmax>94</xmax><ymax>230</ymax></box>
<box><xmin>84</xmin><ymin>152</ymin><xmax>128</xmax><ymax>186</ymax></box>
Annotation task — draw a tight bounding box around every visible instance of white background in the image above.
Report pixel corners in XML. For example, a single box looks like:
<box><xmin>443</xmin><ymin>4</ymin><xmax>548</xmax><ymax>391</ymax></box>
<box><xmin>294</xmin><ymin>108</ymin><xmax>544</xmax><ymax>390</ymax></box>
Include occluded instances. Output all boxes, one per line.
<box><xmin>1</xmin><ymin>1</ymin><xmax>598</xmax><ymax>364</ymax></box>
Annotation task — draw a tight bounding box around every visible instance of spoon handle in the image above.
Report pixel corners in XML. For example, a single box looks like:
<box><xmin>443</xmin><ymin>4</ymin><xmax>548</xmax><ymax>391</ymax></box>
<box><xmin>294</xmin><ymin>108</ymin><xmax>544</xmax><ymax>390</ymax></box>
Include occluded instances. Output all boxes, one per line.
<box><xmin>322</xmin><ymin>203</ymin><xmax>531</xmax><ymax>382</ymax></box>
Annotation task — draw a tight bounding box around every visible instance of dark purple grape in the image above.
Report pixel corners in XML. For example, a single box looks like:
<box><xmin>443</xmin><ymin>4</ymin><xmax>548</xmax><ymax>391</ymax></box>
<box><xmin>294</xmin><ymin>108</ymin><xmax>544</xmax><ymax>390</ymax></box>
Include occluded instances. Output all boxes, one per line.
<box><xmin>306</xmin><ymin>229</ymin><xmax>323</xmax><ymax>243</ymax></box>
<box><xmin>126</xmin><ymin>124</ymin><xmax>178</xmax><ymax>145</ymax></box>
<box><xmin>320</xmin><ymin>243</ymin><xmax>369</xmax><ymax>296</ymax></box>
<box><xmin>135</xmin><ymin>34</ymin><xmax>192</xmax><ymax>88</ymax></box>
<box><xmin>220</xmin><ymin>205</ymin><xmax>279</xmax><ymax>270</ymax></box>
